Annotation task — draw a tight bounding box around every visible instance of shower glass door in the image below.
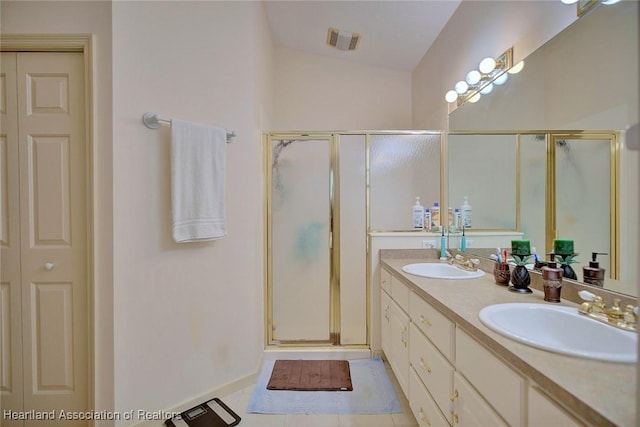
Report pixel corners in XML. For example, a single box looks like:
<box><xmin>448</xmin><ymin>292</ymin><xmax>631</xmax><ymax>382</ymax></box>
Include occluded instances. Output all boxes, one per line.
<box><xmin>267</xmin><ymin>135</ymin><xmax>335</xmax><ymax>344</ymax></box>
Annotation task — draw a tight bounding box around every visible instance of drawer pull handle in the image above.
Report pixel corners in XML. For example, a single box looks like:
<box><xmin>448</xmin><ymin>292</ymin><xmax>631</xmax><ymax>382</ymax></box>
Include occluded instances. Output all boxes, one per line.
<box><xmin>384</xmin><ymin>306</ymin><xmax>390</xmax><ymax>321</ymax></box>
<box><xmin>449</xmin><ymin>389</ymin><xmax>459</xmax><ymax>402</ymax></box>
<box><xmin>419</xmin><ymin>315</ymin><xmax>432</xmax><ymax>327</ymax></box>
<box><xmin>452</xmin><ymin>411</ymin><xmax>459</xmax><ymax>424</ymax></box>
<box><xmin>418</xmin><ymin>407</ymin><xmax>431</xmax><ymax>426</ymax></box>
<box><xmin>420</xmin><ymin>357</ymin><xmax>431</xmax><ymax>373</ymax></box>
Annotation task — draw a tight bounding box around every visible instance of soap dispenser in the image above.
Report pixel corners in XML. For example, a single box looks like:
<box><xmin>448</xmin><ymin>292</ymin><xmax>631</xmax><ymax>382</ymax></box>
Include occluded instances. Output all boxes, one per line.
<box><xmin>583</xmin><ymin>252</ymin><xmax>607</xmax><ymax>287</ymax></box>
<box><xmin>542</xmin><ymin>254</ymin><xmax>563</xmax><ymax>303</ymax></box>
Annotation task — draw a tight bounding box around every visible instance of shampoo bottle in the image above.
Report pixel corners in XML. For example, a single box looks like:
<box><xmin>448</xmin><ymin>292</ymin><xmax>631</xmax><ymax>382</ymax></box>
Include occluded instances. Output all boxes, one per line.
<box><xmin>432</xmin><ymin>202</ymin><xmax>440</xmax><ymax>230</ymax></box>
<box><xmin>424</xmin><ymin>208</ymin><xmax>431</xmax><ymax>232</ymax></box>
<box><xmin>583</xmin><ymin>252</ymin><xmax>607</xmax><ymax>287</ymax></box>
<box><xmin>413</xmin><ymin>197</ymin><xmax>425</xmax><ymax>230</ymax></box>
<box><xmin>542</xmin><ymin>254</ymin><xmax>563</xmax><ymax>303</ymax></box>
<box><xmin>461</xmin><ymin>196</ymin><xmax>472</xmax><ymax>228</ymax></box>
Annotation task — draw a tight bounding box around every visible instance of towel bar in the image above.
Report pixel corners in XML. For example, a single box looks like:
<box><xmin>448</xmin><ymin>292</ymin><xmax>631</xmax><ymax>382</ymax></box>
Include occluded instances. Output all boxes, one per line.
<box><xmin>142</xmin><ymin>112</ymin><xmax>236</xmax><ymax>142</ymax></box>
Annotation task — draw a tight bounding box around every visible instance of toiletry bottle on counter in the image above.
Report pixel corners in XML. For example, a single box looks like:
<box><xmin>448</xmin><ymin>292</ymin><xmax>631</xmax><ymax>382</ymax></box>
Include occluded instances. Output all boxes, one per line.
<box><xmin>432</xmin><ymin>202</ymin><xmax>440</xmax><ymax>229</ymax></box>
<box><xmin>583</xmin><ymin>252</ymin><xmax>607</xmax><ymax>287</ymax></box>
<box><xmin>461</xmin><ymin>196</ymin><xmax>472</xmax><ymax>228</ymax></box>
<box><xmin>424</xmin><ymin>208</ymin><xmax>431</xmax><ymax>232</ymax></box>
<box><xmin>413</xmin><ymin>197</ymin><xmax>425</xmax><ymax>230</ymax></box>
<box><xmin>454</xmin><ymin>208</ymin><xmax>461</xmax><ymax>230</ymax></box>
<box><xmin>542</xmin><ymin>254</ymin><xmax>563</xmax><ymax>303</ymax></box>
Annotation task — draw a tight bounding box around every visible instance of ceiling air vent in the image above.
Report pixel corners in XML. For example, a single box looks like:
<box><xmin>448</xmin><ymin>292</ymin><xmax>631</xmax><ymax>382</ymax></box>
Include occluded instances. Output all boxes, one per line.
<box><xmin>327</xmin><ymin>27</ymin><xmax>361</xmax><ymax>51</ymax></box>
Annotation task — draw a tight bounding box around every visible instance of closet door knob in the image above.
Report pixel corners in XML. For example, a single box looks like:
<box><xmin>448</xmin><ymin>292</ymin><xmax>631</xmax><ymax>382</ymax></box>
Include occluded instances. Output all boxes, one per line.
<box><xmin>44</xmin><ymin>262</ymin><xmax>55</xmax><ymax>271</ymax></box>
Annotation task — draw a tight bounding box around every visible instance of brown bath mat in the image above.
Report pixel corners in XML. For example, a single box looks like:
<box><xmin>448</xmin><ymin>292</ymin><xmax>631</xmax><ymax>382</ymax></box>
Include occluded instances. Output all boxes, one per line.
<box><xmin>266</xmin><ymin>360</ymin><xmax>353</xmax><ymax>391</ymax></box>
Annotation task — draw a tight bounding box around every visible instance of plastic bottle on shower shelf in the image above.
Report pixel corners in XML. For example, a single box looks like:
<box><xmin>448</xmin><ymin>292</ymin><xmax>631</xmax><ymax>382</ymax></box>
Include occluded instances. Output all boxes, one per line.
<box><xmin>413</xmin><ymin>197</ymin><xmax>425</xmax><ymax>230</ymax></box>
<box><xmin>454</xmin><ymin>208</ymin><xmax>462</xmax><ymax>231</ymax></box>
<box><xmin>461</xmin><ymin>196</ymin><xmax>472</xmax><ymax>228</ymax></box>
<box><xmin>424</xmin><ymin>208</ymin><xmax>431</xmax><ymax>232</ymax></box>
<box><xmin>432</xmin><ymin>202</ymin><xmax>440</xmax><ymax>230</ymax></box>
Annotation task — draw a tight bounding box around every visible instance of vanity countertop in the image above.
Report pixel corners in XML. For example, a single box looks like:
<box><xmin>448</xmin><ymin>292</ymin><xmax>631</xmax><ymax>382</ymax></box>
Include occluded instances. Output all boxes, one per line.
<box><xmin>381</xmin><ymin>256</ymin><xmax>636</xmax><ymax>427</ymax></box>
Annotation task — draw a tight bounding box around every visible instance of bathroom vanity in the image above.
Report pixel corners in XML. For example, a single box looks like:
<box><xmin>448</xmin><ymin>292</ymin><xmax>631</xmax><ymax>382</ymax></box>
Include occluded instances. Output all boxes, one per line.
<box><xmin>380</xmin><ymin>252</ymin><xmax>636</xmax><ymax>427</ymax></box>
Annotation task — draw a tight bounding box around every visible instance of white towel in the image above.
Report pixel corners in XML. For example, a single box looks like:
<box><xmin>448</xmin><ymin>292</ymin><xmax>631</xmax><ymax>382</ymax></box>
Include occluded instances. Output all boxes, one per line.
<box><xmin>171</xmin><ymin>118</ymin><xmax>227</xmax><ymax>243</ymax></box>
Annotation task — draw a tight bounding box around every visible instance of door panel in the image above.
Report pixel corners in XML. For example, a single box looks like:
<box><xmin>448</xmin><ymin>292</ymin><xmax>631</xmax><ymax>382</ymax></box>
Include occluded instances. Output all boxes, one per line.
<box><xmin>270</xmin><ymin>137</ymin><xmax>332</xmax><ymax>342</ymax></box>
<box><xmin>0</xmin><ymin>51</ymin><xmax>24</xmax><ymax>427</ymax></box>
<box><xmin>0</xmin><ymin>51</ymin><xmax>88</xmax><ymax>426</ymax></box>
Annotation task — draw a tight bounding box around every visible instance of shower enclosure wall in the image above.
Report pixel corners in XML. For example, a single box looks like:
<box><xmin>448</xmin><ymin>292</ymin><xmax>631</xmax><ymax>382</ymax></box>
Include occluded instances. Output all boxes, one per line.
<box><xmin>265</xmin><ymin>132</ymin><xmax>442</xmax><ymax>348</ymax></box>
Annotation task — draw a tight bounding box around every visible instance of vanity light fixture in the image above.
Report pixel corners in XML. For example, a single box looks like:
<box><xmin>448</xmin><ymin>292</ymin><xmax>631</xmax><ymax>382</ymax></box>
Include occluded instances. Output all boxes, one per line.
<box><xmin>445</xmin><ymin>47</ymin><xmax>521</xmax><ymax>107</ymax></box>
<box><xmin>563</xmin><ymin>0</ymin><xmax>622</xmax><ymax>17</ymax></box>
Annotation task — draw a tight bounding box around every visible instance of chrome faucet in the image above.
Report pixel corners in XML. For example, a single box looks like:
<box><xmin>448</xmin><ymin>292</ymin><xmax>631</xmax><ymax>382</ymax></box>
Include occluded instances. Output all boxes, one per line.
<box><xmin>578</xmin><ymin>291</ymin><xmax>638</xmax><ymax>333</ymax></box>
<box><xmin>447</xmin><ymin>252</ymin><xmax>480</xmax><ymax>272</ymax></box>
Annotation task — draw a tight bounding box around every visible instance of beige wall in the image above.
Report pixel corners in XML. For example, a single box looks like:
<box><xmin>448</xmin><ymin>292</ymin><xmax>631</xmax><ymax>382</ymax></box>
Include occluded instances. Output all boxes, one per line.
<box><xmin>412</xmin><ymin>0</ymin><xmax>576</xmax><ymax>130</ymax></box>
<box><xmin>111</xmin><ymin>1</ymin><xmax>272</xmax><ymax>423</ymax></box>
<box><xmin>1</xmin><ymin>0</ymin><xmax>115</xmax><ymax>422</ymax></box>
<box><xmin>273</xmin><ymin>47</ymin><xmax>412</xmax><ymax>130</ymax></box>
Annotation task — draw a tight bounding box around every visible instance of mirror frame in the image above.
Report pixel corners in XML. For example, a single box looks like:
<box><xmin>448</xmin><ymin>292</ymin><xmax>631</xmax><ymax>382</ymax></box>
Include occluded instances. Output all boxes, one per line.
<box><xmin>546</xmin><ymin>131</ymin><xmax>619</xmax><ymax>278</ymax></box>
<box><xmin>445</xmin><ymin>130</ymin><xmax>620</xmax><ymax>279</ymax></box>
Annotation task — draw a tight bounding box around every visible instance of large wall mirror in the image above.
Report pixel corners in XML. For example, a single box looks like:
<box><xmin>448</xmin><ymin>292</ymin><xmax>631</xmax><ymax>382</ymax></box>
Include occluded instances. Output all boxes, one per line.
<box><xmin>447</xmin><ymin>1</ymin><xmax>638</xmax><ymax>296</ymax></box>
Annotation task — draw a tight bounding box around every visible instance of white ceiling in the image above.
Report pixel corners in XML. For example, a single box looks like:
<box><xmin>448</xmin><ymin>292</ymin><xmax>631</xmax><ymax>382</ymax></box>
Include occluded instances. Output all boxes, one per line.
<box><xmin>263</xmin><ymin>0</ymin><xmax>462</xmax><ymax>72</ymax></box>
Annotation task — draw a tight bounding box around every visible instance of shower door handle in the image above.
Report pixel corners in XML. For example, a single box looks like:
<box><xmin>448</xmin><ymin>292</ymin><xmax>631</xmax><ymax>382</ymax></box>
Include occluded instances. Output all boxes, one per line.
<box><xmin>329</xmin><ymin>231</ymin><xmax>333</xmax><ymax>249</ymax></box>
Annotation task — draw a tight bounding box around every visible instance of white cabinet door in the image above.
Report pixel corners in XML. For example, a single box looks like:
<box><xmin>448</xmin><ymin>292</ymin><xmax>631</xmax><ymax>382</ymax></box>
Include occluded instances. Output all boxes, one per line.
<box><xmin>528</xmin><ymin>386</ymin><xmax>583</xmax><ymax>427</ymax></box>
<box><xmin>389</xmin><ymin>299</ymin><xmax>410</xmax><ymax>395</ymax></box>
<box><xmin>452</xmin><ymin>372</ymin><xmax>507</xmax><ymax>427</ymax></box>
<box><xmin>381</xmin><ymin>289</ymin><xmax>392</xmax><ymax>359</ymax></box>
<box><xmin>456</xmin><ymin>328</ymin><xmax>524</xmax><ymax>427</ymax></box>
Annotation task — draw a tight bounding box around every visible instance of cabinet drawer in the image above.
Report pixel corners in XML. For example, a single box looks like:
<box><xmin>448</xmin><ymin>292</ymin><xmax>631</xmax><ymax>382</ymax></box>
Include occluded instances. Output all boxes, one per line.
<box><xmin>391</xmin><ymin>275</ymin><xmax>410</xmax><ymax>313</ymax></box>
<box><xmin>409</xmin><ymin>292</ymin><xmax>454</xmax><ymax>361</ymax></box>
<box><xmin>381</xmin><ymin>267</ymin><xmax>391</xmax><ymax>294</ymax></box>
<box><xmin>409</xmin><ymin>368</ymin><xmax>450</xmax><ymax>427</ymax></box>
<box><xmin>456</xmin><ymin>328</ymin><xmax>524</xmax><ymax>427</ymax></box>
<box><xmin>410</xmin><ymin>323</ymin><xmax>453</xmax><ymax>423</ymax></box>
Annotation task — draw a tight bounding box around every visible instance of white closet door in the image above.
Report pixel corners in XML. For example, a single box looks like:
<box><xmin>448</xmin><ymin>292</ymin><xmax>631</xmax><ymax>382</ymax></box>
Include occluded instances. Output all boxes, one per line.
<box><xmin>1</xmin><ymin>51</ymin><xmax>88</xmax><ymax>426</ymax></box>
<box><xmin>1</xmin><ymin>52</ymin><xmax>25</xmax><ymax>427</ymax></box>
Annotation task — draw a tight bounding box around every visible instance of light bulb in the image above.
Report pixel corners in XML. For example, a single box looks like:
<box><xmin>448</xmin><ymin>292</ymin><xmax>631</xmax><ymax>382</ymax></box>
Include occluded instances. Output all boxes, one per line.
<box><xmin>561</xmin><ymin>0</ymin><xmax>578</xmax><ymax>4</ymax></box>
<box><xmin>480</xmin><ymin>83</ymin><xmax>494</xmax><ymax>95</ymax></box>
<box><xmin>468</xmin><ymin>93</ymin><xmax>481</xmax><ymax>103</ymax></box>
<box><xmin>479</xmin><ymin>57</ymin><xmax>496</xmax><ymax>74</ymax></box>
<box><xmin>465</xmin><ymin>70</ymin><xmax>481</xmax><ymax>85</ymax></box>
<box><xmin>493</xmin><ymin>72</ymin><xmax>509</xmax><ymax>86</ymax></box>
<box><xmin>445</xmin><ymin>90</ymin><xmax>458</xmax><ymax>103</ymax></box>
<box><xmin>454</xmin><ymin>80</ymin><xmax>469</xmax><ymax>94</ymax></box>
<box><xmin>508</xmin><ymin>60</ymin><xmax>525</xmax><ymax>74</ymax></box>
<box><xmin>602</xmin><ymin>0</ymin><xmax>621</xmax><ymax>4</ymax></box>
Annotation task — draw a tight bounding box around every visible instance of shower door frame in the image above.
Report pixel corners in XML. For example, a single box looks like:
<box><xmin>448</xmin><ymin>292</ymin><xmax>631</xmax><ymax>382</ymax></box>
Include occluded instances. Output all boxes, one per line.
<box><xmin>264</xmin><ymin>133</ymin><xmax>341</xmax><ymax>346</ymax></box>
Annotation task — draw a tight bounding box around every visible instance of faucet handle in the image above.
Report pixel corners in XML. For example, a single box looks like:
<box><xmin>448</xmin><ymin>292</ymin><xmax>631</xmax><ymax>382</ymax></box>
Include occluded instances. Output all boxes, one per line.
<box><xmin>578</xmin><ymin>290</ymin><xmax>597</xmax><ymax>301</ymax></box>
<box><xmin>622</xmin><ymin>305</ymin><xmax>638</xmax><ymax>331</ymax></box>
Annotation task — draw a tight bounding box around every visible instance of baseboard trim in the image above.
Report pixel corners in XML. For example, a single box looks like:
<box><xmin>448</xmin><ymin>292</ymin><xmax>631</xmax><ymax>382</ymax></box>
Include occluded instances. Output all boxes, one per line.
<box><xmin>133</xmin><ymin>371</ymin><xmax>258</xmax><ymax>427</ymax></box>
<box><xmin>263</xmin><ymin>347</ymin><xmax>371</xmax><ymax>360</ymax></box>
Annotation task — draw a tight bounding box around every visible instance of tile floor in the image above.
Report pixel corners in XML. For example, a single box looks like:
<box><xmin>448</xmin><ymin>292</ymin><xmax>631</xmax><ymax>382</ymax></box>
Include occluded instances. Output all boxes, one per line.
<box><xmin>221</xmin><ymin>362</ymin><xmax>418</xmax><ymax>427</ymax></box>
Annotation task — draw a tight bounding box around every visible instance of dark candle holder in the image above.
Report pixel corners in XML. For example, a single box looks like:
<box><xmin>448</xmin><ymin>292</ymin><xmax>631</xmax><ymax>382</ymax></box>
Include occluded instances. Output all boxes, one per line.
<box><xmin>556</xmin><ymin>253</ymin><xmax>579</xmax><ymax>280</ymax></box>
<box><xmin>509</xmin><ymin>253</ymin><xmax>533</xmax><ymax>294</ymax></box>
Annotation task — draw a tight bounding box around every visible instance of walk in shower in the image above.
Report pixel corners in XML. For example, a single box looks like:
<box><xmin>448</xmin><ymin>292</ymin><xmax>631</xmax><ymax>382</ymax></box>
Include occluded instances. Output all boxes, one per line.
<box><xmin>264</xmin><ymin>132</ymin><xmax>442</xmax><ymax>348</ymax></box>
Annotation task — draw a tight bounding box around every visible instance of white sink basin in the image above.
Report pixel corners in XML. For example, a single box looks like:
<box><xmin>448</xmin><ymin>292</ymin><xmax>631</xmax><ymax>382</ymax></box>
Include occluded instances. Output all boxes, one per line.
<box><xmin>479</xmin><ymin>303</ymin><xmax>638</xmax><ymax>363</ymax></box>
<box><xmin>402</xmin><ymin>263</ymin><xmax>484</xmax><ymax>280</ymax></box>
